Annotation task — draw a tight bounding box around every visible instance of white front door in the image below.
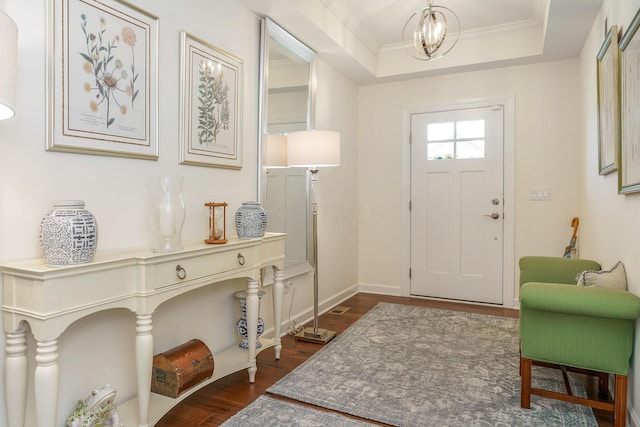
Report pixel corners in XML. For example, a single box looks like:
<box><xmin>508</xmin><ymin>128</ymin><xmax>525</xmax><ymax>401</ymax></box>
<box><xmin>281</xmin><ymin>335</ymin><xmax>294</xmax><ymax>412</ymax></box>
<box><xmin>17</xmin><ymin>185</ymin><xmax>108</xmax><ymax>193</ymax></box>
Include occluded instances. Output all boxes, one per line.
<box><xmin>410</xmin><ymin>105</ymin><xmax>504</xmax><ymax>304</ymax></box>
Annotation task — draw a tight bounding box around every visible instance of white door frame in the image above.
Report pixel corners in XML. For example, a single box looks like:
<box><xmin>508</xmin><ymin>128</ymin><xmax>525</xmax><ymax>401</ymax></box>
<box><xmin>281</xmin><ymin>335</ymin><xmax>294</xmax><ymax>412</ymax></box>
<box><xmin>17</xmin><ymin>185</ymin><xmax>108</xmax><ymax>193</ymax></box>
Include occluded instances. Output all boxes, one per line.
<box><xmin>401</xmin><ymin>96</ymin><xmax>516</xmax><ymax>308</ymax></box>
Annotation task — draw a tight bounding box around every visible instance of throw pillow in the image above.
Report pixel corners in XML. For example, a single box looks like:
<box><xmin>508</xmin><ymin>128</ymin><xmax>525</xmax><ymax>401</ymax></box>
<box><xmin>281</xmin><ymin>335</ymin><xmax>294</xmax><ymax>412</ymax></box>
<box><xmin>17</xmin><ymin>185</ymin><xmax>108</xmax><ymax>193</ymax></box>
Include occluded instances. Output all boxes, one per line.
<box><xmin>576</xmin><ymin>261</ymin><xmax>627</xmax><ymax>290</ymax></box>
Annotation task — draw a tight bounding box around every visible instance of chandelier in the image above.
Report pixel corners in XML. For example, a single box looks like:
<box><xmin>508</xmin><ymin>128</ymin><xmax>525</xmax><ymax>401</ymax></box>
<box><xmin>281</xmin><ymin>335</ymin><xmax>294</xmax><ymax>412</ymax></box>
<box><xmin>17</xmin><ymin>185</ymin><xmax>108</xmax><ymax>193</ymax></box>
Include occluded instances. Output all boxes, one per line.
<box><xmin>402</xmin><ymin>0</ymin><xmax>460</xmax><ymax>61</ymax></box>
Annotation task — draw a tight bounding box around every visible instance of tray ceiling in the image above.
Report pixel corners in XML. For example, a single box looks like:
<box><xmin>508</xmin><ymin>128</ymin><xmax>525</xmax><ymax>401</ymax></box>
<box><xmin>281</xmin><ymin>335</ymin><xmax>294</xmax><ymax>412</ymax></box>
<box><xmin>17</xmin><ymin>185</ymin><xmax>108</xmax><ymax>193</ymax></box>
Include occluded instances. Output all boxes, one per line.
<box><xmin>238</xmin><ymin>0</ymin><xmax>604</xmax><ymax>84</ymax></box>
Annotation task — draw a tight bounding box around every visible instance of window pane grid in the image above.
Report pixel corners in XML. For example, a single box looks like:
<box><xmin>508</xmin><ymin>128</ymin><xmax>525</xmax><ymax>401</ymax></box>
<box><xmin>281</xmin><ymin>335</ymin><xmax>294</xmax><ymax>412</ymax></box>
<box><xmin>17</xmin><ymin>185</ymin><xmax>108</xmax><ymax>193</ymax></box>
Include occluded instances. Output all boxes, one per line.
<box><xmin>426</xmin><ymin>119</ymin><xmax>485</xmax><ymax>160</ymax></box>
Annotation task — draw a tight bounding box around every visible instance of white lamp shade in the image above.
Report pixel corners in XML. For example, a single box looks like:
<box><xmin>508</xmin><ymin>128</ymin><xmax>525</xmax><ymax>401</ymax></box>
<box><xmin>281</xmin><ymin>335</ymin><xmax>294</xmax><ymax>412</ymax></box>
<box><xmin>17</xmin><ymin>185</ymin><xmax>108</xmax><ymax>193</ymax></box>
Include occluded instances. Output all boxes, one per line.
<box><xmin>264</xmin><ymin>134</ymin><xmax>288</xmax><ymax>167</ymax></box>
<box><xmin>287</xmin><ymin>130</ymin><xmax>340</xmax><ymax>168</ymax></box>
<box><xmin>0</xmin><ymin>10</ymin><xmax>17</xmax><ymax>120</ymax></box>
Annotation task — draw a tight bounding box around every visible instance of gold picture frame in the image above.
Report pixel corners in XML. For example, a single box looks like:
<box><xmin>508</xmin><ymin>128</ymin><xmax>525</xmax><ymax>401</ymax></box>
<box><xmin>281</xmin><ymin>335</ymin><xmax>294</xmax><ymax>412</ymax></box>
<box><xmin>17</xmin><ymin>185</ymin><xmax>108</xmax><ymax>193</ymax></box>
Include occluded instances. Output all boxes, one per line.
<box><xmin>619</xmin><ymin>10</ymin><xmax>640</xmax><ymax>194</ymax></box>
<box><xmin>596</xmin><ymin>25</ymin><xmax>619</xmax><ymax>175</ymax></box>
<box><xmin>46</xmin><ymin>0</ymin><xmax>159</xmax><ymax>159</ymax></box>
<box><xmin>179</xmin><ymin>31</ymin><xmax>243</xmax><ymax>169</ymax></box>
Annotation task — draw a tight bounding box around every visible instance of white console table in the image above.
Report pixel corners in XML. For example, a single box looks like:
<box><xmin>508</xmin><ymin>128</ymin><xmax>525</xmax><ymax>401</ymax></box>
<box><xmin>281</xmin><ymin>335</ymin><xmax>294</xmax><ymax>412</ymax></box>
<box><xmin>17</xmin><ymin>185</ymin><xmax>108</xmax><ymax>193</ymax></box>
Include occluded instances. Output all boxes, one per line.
<box><xmin>1</xmin><ymin>232</ymin><xmax>285</xmax><ymax>427</ymax></box>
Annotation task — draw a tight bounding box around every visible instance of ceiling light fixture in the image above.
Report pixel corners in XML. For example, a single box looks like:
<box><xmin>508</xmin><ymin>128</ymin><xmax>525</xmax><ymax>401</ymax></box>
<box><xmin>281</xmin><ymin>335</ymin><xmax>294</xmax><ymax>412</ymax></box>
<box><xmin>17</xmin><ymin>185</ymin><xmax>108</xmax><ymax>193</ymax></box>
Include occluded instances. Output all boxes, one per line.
<box><xmin>402</xmin><ymin>0</ymin><xmax>460</xmax><ymax>61</ymax></box>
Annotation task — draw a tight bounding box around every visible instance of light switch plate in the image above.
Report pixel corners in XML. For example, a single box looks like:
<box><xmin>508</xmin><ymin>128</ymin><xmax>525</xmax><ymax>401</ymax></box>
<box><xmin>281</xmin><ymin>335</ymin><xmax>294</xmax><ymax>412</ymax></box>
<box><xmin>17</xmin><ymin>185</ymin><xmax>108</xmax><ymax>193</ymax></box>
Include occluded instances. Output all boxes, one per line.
<box><xmin>530</xmin><ymin>187</ymin><xmax>551</xmax><ymax>201</ymax></box>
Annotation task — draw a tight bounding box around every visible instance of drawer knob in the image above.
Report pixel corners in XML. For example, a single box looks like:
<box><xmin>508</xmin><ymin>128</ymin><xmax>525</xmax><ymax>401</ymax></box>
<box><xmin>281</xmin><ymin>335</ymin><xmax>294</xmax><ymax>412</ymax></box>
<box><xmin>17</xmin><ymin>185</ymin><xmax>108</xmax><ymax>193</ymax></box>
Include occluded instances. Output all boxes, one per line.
<box><xmin>237</xmin><ymin>253</ymin><xmax>245</xmax><ymax>266</ymax></box>
<box><xmin>176</xmin><ymin>265</ymin><xmax>187</xmax><ymax>280</ymax></box>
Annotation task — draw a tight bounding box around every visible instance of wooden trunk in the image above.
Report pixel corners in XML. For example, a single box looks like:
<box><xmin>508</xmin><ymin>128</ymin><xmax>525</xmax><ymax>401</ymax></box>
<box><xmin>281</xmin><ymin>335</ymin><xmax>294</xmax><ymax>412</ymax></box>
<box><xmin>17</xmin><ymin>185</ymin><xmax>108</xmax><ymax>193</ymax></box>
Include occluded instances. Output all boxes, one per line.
<box><xmin>151</xmin><ymin>339</ymin><xmax>214</xmax><ymax>398</ymax></box>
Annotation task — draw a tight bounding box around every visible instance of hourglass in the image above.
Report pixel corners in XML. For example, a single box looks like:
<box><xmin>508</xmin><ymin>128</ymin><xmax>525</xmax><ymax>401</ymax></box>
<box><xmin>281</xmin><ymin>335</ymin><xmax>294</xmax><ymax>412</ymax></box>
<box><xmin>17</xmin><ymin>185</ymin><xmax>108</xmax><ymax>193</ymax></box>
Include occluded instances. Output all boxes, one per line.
<box><xmin>204</xmin><ymin>202</ymin><xmax>227</xmax><ymax>244</ymax></box>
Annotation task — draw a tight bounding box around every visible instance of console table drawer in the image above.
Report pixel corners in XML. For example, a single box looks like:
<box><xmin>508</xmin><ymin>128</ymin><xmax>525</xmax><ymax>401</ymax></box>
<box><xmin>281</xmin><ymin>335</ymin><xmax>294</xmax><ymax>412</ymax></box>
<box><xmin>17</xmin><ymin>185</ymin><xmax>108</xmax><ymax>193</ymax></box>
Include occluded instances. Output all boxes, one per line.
<box><xmin>146</xmin><ymin>249</ymin><xmax>255</xmax><ymax>289</ymax></box>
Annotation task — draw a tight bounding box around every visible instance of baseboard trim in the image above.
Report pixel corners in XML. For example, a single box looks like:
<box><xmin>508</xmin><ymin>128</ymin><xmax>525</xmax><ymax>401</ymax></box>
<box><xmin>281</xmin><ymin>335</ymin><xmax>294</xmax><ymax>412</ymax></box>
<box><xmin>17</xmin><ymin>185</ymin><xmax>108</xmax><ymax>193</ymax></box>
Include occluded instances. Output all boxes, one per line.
<box><xmin>276</xmin><ymin>284</ymin><xmax>360</xmax><ymax>336</ymax></box>
<box><xmin>357</xmin><ymin>282</ymin><xmax>402</xmax><ymax>296</ymax></box>
<box><xmin>629</xmin><ymin>400</ymin><xmax>639</xmax><ymax>427</ymax></box>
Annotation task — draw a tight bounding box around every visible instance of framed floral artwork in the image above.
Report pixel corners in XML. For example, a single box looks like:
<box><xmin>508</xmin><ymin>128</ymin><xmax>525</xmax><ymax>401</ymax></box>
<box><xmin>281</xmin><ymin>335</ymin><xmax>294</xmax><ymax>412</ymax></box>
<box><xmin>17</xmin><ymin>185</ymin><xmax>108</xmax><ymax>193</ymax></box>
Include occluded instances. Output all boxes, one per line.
<box><xmin>619</xmin><ymin>9</ymin><xmax>640</xmax><ymax>194</ymax></box>
<box><xmin>179</xmin><ymin>31</ymin><xmax>243</xmax><ymax>169</ymax></box>
<box><xmin>46</xmin><ymin>0</ymin><xmax>158</xmax><ymax>159</ymax></box>
<box><xmin>596</xmin><ymin>25</ymin><xmax>619</xmax><ymax>175</ymax></box>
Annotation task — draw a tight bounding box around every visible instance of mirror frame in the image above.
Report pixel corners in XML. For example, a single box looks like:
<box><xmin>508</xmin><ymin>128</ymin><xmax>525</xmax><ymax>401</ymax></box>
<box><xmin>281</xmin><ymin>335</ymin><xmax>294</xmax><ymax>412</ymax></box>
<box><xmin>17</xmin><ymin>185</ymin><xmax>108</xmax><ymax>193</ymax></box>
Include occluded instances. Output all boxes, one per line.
<box><xmin>258</xmin><ymin>18</ymin><xmax>317</xmax><ymax>276</ymax></box>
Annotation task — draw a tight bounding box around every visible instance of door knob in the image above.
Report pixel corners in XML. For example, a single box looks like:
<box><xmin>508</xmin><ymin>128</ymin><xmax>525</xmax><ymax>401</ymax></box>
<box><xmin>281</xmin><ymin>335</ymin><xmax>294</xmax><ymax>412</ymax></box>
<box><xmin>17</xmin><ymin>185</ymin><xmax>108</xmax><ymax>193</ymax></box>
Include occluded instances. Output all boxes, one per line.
<box><xmin>484</xmin><ymin>212</ymin><xmax>500</xmax><ymax>220</ymax></box>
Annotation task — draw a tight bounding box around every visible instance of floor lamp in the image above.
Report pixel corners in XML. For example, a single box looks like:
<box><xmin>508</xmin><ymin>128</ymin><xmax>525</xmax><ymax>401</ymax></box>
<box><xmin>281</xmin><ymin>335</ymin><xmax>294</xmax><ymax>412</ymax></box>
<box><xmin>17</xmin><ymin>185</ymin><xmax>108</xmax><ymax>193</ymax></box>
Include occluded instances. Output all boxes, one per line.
<box><xmin>0</xmin><ymin>9</ymin><xmax>18</xmax><ymax>120</ymax></box>
<box><xmin>287</xmin><ymin>130</ymin><xmax>340</xmax><ymax>344</ymax></box>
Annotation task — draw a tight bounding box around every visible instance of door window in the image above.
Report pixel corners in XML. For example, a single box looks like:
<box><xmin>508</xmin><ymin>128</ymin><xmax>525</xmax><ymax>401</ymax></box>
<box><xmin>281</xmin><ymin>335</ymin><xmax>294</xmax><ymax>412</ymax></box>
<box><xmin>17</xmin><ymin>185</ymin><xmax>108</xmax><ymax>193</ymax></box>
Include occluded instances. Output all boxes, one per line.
<box><xmin>426</xmin><ymin>119</ymin><xmax>485</xmax><ymax>160</ymax></box>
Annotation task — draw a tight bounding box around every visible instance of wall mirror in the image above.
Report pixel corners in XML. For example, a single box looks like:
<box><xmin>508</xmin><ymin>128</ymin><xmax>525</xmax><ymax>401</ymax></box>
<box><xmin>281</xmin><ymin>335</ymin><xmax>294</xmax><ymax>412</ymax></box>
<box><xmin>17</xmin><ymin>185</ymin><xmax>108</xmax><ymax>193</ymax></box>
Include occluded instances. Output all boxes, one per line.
<box><xmin>258</xmin><ymin>18</ymin><xmax>316</xmax><ymax>274</ymax></box>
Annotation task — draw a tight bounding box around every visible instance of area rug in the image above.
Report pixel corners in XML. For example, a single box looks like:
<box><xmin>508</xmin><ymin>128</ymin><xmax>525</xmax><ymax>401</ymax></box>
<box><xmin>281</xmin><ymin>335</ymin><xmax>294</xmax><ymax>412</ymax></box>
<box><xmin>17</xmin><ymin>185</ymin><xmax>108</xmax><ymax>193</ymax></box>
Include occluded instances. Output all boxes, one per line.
<box><xmin>267</xmin><ymin>302</ymin><xmax>598</xmax><ymax>426</ymax></box>
<box><xmin>220</xmin><ymin>395</ymin><xmax>377</xmax><ymax>426</ymax></box>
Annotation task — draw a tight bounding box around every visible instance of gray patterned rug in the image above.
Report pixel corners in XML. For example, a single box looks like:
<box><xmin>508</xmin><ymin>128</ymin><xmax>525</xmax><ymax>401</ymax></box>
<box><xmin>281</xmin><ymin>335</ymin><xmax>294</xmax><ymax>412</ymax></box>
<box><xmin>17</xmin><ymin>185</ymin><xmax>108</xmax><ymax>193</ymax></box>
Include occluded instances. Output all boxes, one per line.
<box><xmin>267</xmin><ymin>302</ymin><xmax>598</xmax><ymax>426</ymax></box>
<box><xmin>220</xmin><ymin>395</ymin><xmax>377</xmax><ymax>426</ymax></box>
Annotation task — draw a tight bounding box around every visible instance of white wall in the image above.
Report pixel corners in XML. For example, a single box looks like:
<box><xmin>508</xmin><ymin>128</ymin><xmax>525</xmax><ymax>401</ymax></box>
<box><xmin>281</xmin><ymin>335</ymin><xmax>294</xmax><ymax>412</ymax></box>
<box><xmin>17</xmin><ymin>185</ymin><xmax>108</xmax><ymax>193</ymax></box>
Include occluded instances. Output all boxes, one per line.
<box><xmin>0</xmin><ymin>0</ymin><xmax>359</xmax><ymax>425</ymax></box>
<box><xmin>313</xmin><ymin>59</ymin><xmax>360</xmax><ymax>305</ymax></box>
<box><xmin>578</xmin><ymin>0</ymin><xmax>640</xmax><ymax>424</ymax></box>
<box><xmin>358</xmin><ymin>60</ymin><xmax>582</xmax><ymax>303</ymax></box>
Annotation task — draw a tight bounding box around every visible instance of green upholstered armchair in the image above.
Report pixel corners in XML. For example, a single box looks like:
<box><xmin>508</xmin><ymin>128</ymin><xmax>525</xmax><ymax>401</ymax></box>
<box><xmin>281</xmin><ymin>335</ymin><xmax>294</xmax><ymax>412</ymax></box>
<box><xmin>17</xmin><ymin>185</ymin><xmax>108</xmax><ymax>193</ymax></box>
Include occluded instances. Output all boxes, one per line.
<box><xmin>519</xmin><ymin>256</ymin><xmax>640</xmax><ymax>427</ymax></box>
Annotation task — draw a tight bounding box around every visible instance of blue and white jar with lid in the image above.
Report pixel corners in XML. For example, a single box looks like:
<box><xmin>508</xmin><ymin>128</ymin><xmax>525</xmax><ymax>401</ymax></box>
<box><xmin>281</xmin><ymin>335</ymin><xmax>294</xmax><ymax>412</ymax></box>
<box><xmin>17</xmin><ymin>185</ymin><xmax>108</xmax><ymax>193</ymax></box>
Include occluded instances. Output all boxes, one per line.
<box><xmin>235</xmin><ymin>202</ymin><xmax>267</xmax><ymax>239</ymax></box>
<box><xmin>39</xmin><ymin>200</ymin><xmax>98</xmax><ymax>266</ymax></box>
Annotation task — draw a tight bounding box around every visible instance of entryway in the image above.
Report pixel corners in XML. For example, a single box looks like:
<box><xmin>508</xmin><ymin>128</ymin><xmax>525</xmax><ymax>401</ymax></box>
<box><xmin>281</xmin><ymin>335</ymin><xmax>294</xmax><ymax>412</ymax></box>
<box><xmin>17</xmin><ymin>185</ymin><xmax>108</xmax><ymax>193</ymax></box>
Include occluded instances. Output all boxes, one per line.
<box><xmin>410</xmin><ymin>103</ymin><xmax>506</xmax><ymax>305</ymax></box>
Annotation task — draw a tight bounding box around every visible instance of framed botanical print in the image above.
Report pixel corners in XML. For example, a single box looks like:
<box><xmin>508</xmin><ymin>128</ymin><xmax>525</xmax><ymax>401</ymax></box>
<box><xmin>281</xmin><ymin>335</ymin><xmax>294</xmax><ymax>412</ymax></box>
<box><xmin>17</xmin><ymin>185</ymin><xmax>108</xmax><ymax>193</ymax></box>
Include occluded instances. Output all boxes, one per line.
<box><xmin>596</xmin><ymin>25</ymin><xmax>619</xmax><ymax>175</ymax></box>
<box><xmin>46</xmin><ymin>0</ymin><xmax>159</xmax><ymax>159</ymax></box>
<box><xmin>179</xmin><ymin>31</ymin><xmax>243</xmax><ymax>169</ymax></box>
<box><xmin>619</xmin><ymin>9</ymin><xmax>640</xmax><ymax>194</ymax></box>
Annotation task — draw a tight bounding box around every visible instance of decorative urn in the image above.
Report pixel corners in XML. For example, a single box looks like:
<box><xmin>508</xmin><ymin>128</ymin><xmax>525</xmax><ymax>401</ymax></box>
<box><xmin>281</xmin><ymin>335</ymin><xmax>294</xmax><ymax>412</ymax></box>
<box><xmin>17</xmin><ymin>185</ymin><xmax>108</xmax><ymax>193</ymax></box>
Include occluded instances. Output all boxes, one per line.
<box><xmin>235</xmin><ymin>202</ymin><xmax>267</xmax><ymax>239</ymax></box>
<box><xmin>39</xmin><ymin>200</ymin><xmax>98</xmax><ymax>266</ymax></box>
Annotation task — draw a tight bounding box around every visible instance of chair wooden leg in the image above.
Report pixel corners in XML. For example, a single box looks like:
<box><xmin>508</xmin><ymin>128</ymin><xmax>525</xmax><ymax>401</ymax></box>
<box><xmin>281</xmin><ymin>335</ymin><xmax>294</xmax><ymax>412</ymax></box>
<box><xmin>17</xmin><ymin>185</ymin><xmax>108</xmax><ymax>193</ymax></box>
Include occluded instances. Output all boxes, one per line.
<box><xmin>614</xmin><ymin>375</ymin><xmax>628</xmax><ymax>427</ymax></box>
<box><xmin>521</xmin><ymin>357</ymin><xmax>532</xmax><ymax>409</ymax></box>
<box><xmin>523</xmin><ymin>358</ymin><xmax>623</xmax><ymax>422</ymax></box>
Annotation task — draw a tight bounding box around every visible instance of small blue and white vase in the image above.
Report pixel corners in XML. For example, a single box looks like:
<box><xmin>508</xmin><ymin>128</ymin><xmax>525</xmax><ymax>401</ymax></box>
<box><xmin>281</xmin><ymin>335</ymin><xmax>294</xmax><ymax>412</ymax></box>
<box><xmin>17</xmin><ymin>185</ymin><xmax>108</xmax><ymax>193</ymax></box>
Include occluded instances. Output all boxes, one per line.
<box><xmin>39</xmin><ymin>200</ymin><xmax>98</xmax><ymax>266</ymax></box>
<box><xmin>234</xmin><ymin>290</ymin><xmax>266</xmax><ymax>349</ymax></box>
<box><xmin>235</xmin><ymin>202</ymin><xmax>267</xmax><ymax>239</ymax></box>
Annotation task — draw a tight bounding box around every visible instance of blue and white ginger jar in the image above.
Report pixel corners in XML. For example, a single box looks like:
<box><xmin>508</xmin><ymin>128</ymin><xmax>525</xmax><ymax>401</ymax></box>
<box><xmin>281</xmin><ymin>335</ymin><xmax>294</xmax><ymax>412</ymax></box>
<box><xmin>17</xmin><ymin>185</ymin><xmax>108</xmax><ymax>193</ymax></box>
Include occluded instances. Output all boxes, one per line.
<box><xmin>235</xmin><ymin>202</ymin><xmax>267</xmax><ymax>239</ymax></box>
<box><xmin>39</xmin><ymin>200</ymin><xmax>98</xmax><ymax>266</ymax></box>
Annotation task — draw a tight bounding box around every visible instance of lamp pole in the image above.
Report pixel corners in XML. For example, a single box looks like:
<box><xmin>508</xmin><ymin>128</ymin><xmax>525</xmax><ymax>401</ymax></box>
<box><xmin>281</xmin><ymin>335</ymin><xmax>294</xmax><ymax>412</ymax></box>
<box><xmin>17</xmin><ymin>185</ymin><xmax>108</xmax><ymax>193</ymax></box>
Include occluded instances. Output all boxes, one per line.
<box><xmin>311</xmin><ymin>168</ymin><xmax>319</xmax><ymax>332</ymax></box>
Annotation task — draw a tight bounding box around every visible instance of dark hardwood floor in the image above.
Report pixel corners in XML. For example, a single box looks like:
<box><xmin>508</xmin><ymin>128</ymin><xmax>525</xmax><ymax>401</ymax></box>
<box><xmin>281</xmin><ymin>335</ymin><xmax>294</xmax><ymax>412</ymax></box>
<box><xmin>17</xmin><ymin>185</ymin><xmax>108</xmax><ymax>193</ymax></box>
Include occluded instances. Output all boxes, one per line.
<box><xmin>155</xmin><ymin>293</ymin><xmax>614</xmax><ymax>426</ymax></box>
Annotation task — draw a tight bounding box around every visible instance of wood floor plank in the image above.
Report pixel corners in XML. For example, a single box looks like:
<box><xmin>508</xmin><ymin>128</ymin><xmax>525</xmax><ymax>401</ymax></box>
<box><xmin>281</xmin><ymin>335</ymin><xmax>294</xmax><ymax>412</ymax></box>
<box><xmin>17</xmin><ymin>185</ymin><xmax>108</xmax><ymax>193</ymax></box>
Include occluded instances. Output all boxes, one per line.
<box><xmin>154</xmin><ymin>293</ymin><xmax>613</xmax><ymax>426</ymax></box>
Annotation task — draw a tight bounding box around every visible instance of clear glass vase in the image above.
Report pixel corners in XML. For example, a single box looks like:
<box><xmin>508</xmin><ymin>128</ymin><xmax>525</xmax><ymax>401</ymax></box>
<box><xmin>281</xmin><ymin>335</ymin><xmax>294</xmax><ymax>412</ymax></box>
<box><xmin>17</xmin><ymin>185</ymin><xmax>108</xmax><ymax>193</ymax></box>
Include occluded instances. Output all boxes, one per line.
<box><xmin>150</xmin><ymin>176</ymin><xmax>186</xmax><ymax>253</ymax></box>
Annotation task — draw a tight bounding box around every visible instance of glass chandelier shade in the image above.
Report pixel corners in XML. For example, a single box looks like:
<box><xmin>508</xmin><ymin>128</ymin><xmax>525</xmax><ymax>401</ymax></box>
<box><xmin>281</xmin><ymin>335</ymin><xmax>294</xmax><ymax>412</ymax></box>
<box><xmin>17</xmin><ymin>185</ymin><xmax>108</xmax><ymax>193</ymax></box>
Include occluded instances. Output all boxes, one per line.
<box><xmin>414</xmin><ymin>7</ymin><xmax>447</xmax><ymax>57</ymax></box>
<box><xmin>402</xmin><ymin>1</ymin><xmax>460</xmax><ymax>61</ymax></box>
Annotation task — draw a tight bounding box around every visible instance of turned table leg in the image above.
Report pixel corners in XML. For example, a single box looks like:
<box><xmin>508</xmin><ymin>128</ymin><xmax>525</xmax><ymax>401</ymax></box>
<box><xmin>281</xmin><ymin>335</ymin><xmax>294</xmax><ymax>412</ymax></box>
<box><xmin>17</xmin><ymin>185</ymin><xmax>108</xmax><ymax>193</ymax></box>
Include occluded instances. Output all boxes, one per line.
<box><xmin>136</xmin><ymin>314</ymin><xmax>153</xmax><ymax>427</ymax></box>
<box><xmin>246</xmin><ymin>278</ymin><xmax>259</xmax><ymax>383</ymax></box>
<box><xmin>35</xmin><ymin>340</ymin><xmax>59</xmax><ymax>427</ymax></box>
<box><xmin>272</xmin><ymin>268</ymin><xmax>284</xmax><ymax>359</ymax></box>
<box><xmin>5</xmin><ymin>329</ymin><xmax>27</xmax><ymax>427</ymax></box>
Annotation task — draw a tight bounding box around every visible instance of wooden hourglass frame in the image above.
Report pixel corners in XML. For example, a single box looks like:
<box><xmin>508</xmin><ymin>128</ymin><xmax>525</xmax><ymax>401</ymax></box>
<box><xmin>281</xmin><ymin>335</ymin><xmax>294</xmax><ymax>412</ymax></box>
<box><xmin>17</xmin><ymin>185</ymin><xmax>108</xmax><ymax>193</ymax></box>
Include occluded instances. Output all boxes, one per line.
<box><xmin>204</xmin><ymin>202</ymin><xmax>227</xmax><ymax>244</ymax></box>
